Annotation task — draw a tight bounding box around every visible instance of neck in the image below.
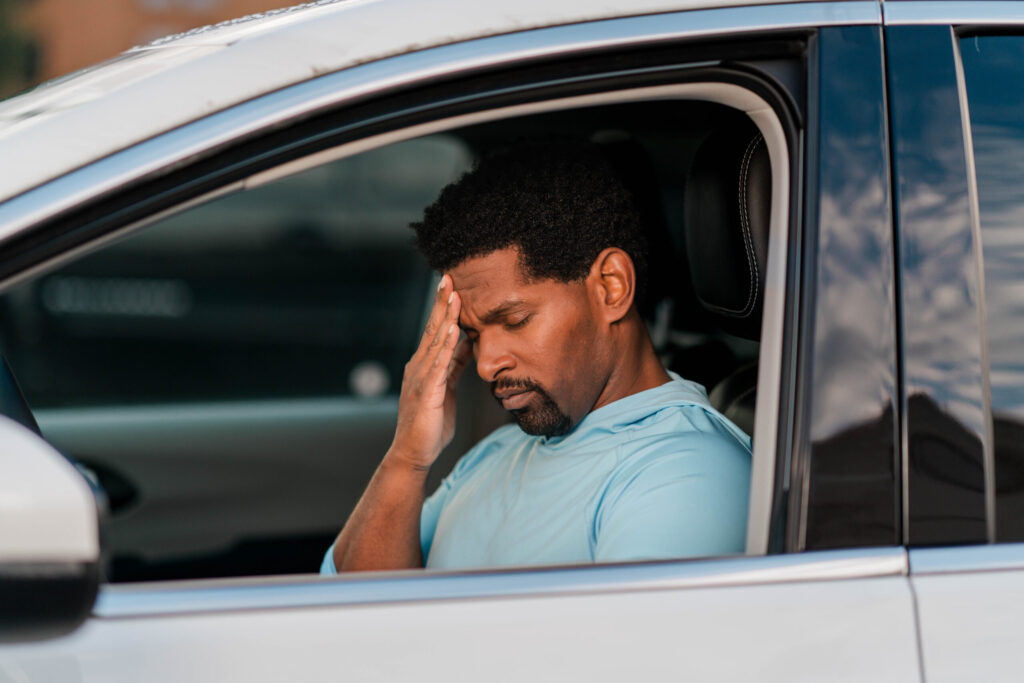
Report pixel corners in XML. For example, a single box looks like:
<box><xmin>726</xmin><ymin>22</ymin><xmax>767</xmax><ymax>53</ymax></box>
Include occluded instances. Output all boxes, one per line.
<box><xmin>590</xmin><ymin>310</ymin><xmax>670</xmax><ymax>412</ymax></box>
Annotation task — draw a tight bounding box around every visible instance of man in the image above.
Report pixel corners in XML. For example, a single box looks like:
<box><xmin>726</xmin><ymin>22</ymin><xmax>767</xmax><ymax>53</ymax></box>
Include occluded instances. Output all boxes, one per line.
<box><xmin>321</xmin><ymin>143</ymin><xmax>751</xmax><ymax>573</ymax></box>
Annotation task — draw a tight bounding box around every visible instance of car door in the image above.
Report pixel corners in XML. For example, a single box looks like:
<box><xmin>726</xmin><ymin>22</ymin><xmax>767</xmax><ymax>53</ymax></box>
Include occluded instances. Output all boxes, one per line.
<box><xmin>0</xmin><ymin>2</ymin><xmax>923</xmax><ymax>680</ymax></box>
<box><xmin>885</xmin><ymin>3</ymin><xmax>1024</xmax><ymax>681</ymax></box>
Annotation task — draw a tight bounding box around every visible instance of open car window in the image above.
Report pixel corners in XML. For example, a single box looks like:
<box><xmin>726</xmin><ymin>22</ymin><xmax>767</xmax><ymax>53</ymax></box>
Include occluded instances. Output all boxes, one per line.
<box><xmin>0</xmin><ymin>72</ymin><xmax>792</xmax><ymax>584</ymax></box>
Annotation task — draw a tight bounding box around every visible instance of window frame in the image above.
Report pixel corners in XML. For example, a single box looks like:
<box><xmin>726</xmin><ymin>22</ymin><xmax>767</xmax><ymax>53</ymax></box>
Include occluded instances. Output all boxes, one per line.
<box><xmin>0</xmin><ymin>10</ymin><xmax>853</xmax><ymax>606</ymax></box>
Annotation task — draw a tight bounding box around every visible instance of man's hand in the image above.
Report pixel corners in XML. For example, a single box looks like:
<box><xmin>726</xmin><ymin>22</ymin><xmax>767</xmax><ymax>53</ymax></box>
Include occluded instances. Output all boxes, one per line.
<box><xmin>388</xmin><ymin>274</ymin><xmax>473</xmax><ymax>471</ymax></box>
<box><xmin>331</xmin><ymin>274</ymin><xmax>473</xmax><ymax>571</ymax></box>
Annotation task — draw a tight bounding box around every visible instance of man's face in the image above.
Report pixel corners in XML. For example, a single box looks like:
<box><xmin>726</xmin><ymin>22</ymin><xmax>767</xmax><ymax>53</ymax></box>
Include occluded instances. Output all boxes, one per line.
<box><xmin>450</xmin><ymin>247</ymin><xmax>610</xmax><ymax>437</ymax></box>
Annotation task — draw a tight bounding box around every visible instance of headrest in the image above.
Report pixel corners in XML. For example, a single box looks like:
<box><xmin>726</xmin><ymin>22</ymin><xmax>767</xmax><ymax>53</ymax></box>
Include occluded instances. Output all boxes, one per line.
<box><xmin>683</xmin><ymin>122</ymin><xmax>771</xmax><ymax>340</ymax></box>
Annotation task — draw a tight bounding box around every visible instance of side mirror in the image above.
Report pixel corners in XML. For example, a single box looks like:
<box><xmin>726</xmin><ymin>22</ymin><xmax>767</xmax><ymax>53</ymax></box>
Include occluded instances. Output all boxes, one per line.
<box><xmin>0</xmin><ymin>415</ymin><xmax>101</xmax><ymax>642</ymax></box>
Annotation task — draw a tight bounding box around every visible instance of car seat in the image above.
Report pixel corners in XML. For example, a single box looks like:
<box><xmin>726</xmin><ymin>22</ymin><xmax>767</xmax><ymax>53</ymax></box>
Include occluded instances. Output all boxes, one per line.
<box><xmin>681</xmin><ymin>121</ymin><xmax>771</xmax><ymax>436</ymax></box>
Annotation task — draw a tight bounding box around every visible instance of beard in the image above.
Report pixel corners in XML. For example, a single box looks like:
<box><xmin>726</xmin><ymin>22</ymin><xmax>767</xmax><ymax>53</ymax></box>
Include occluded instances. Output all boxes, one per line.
<box><xmin>491</xmin><ymin>377</ymin><xmax>573</xmax><ymax>437</ymax></box>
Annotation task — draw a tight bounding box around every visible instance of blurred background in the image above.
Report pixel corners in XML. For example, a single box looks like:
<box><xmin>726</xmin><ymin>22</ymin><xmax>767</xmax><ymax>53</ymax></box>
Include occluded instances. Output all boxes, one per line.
<box><xmin>0</xmin><ymin>0</ymin><xmax>290</xmax><ymax>99</ymax></box>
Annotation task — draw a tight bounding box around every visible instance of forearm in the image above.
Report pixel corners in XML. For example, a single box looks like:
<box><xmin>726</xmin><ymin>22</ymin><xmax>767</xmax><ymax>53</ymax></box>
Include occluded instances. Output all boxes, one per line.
<box><xmin>331</xmin><ymin>274</ymin><xmax>468</xmax><ymax>572</ymax></box>
<box><xmin>332</xmin><ymin>449</ymin><xmax>430</xmax><ymax>572</ymax></box>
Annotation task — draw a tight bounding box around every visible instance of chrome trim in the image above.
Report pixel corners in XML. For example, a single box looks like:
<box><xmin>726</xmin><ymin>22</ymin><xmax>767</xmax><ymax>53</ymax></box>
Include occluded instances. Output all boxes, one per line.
<box><xmin>951</xmin><ymin>29</ymin><xmax>997</xmax><ymax>543</ymax></box>
<box><xmin>96</xmin><ymin>546</ymin><xmax>907</xmax><ymax>618</ymax></box>
<box><xmin>910</xmin><ymin>543</ymin><xmax>1024</xmax><ymax>575</ymax></box>
<box><xmin>884</xmin><ymin>1</ymin><xmax>1024</xmax><ymax>26</ymax></box>
<box><xmin>0</xmin><ymin>1</ymin><xmax>879</xmax><ymax>244</ymax></box>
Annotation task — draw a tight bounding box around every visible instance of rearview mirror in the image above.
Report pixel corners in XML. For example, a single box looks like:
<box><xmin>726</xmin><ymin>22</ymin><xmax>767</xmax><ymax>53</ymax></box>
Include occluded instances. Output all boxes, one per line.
<box><xmin>0</xmin><ymin>416</ymin><xmax>101</xmax><ymax>642</ymax></box>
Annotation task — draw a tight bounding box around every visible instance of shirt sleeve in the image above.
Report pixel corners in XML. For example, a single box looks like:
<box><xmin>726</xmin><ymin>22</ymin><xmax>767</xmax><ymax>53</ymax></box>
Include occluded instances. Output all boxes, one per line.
<box><xmin>319</xmin><ymin>542</ymin><xmax>338</xmax><ymax>575</ymax></box>
<box><xmin>593</xmin><ymin>429</ymin><xmax>751</xmax><ymax>563</ymax></box>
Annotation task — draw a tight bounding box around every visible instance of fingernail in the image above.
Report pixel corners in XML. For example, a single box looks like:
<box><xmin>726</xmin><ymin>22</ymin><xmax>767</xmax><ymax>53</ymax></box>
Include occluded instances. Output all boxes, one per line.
<box><xmin>448</xmin><ymin>291</ymin><xmax>454</xmax><ymax>304</ymax></box>
<box><xmin>449</xmin><ymin>323</ymin><xmax>457</xmax><ymax>335</ymax></box>
<box><xmin>436</xmin><ymin>276</ymin><xmax>445</xmax><ymax>292</ymax></box>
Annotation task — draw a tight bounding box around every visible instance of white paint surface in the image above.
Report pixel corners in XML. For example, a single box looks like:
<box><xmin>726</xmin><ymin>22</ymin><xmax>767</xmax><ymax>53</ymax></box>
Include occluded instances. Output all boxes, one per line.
<box><xmin>0</xmin><ymin>416</ymin><xmax>99</xmax><ymax>562</ymax></box>
<box><xmin>0</xmin><ymin>0</ymin><xmax>838</xmax><ymax>203</ymax></box>
<box><xmin>913</xmin><ymin>567</ymin><xmax>1024</xmax><ymax>683</ymax></box>
<box><xmin>0</xmin><ymin>573</ymin><xmax>919</xmax><ymax>682</ymax></box>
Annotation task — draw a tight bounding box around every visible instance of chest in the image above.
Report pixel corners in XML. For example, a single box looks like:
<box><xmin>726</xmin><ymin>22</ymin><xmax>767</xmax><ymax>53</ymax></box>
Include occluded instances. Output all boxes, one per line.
<box><xmin>427</xmin><ymin>448</ymin><xmax>615</xmax><ymax>569</ymax></box>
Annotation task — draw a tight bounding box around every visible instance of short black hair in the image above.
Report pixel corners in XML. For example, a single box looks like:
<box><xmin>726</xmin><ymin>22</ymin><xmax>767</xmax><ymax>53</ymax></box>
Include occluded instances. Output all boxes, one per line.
<box><xmin>412</xmin><ymin>142</ymin><xmax>648</xmax><ymax>295</ymax></box>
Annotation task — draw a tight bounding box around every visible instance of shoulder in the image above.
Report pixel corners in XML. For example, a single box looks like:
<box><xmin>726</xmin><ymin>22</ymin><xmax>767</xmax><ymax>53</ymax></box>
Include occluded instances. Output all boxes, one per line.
<box><xmin>591</xmin><ymin>404</ymin><xmax>752</xmax><ymax>559</ymax></box>
<box><xmin>598</xmin><ymin>405</ymin><xmax>752</xmax><ymax>502</ymax></box>
<box><xmin>625</xmin><ymin>402</ymin><xmax>751</xmax><ymax>459</ymax></box>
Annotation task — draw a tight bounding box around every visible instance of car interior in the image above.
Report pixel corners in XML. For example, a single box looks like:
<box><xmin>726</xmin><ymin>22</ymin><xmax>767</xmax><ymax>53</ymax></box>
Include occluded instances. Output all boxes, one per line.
<box><xmin>0</xmin><ymin>97</ymin><xmax>773</xmax><ymax>582</ymax></box>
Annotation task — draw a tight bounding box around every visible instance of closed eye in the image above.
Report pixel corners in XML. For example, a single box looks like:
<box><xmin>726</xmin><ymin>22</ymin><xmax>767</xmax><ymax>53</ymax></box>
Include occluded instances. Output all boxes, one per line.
<box><xmin>504</xmin><ymin>314</ymin><xmax>532</xmax><ymax>330</ymax></box>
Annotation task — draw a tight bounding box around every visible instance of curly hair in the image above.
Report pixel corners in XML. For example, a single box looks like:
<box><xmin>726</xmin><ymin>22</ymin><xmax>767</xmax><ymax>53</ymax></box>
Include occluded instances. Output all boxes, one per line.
<box><xmin>412</xmin><ymin>142</ymin><xmax>648</xmax><ymax>296</ymax></box>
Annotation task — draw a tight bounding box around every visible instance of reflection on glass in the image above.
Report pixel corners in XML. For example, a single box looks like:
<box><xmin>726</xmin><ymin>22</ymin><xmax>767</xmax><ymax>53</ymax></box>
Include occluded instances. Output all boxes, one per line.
<box><xmin>962</xmin><ymin>35</ymin><xmax>1024</xmax><ymax>542</ymax></box>
<box><xmin>0</xmin><ymin>136</ymin><xmax>472</xmax><ymax>407</ymax></box>
<box><xmin>805</xmin><ymin>26</ymin><xmax>899</xmax><ymax>549</ymax></box>
<box><xmin>890</xmin><ymin>26</ymin><xmax>988</xmax><ymax>545</ymax></box>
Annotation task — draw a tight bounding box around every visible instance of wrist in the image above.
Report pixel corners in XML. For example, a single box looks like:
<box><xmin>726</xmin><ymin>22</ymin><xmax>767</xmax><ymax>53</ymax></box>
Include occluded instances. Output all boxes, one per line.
<box><xmin>383</xmin><ymin>444</ymin><xmax>435</xmax><ymax>474</ymax></box>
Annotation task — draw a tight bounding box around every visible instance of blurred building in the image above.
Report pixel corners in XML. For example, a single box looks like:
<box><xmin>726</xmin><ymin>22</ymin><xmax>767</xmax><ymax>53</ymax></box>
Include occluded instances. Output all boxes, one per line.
<box><xmin>19</xmin><ymin>0</ymin><xmax>288</xmax><ymax>86</ymax></box>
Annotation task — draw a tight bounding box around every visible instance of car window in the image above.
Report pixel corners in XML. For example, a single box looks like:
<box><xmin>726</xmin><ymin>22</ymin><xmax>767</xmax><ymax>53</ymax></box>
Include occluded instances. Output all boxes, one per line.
<box><xmin>0</xmin><ymin>95</ymin><xmax>783</xmax><ymax>582</ymax></box>
<box><xmin>0</xmin><ymin>136</ymin><xmax>470</xmax><ymax>407</ymax></box>
<box><xmin>960</xmin><ymin>34</ymin><xmax>1024</xmax><ymax>542</ymax></box>
<box><xmin>0</xmin><ymin>136</ymin><xmax>473</xmax><ymax>581</ymax></box>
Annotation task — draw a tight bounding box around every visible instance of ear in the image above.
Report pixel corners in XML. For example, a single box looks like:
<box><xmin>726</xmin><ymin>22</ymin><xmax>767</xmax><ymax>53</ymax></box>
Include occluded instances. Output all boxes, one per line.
<box><xmin>588</xmin><ymin>247</ymin><xmax>635</xmax><ymax>324</ymax></box>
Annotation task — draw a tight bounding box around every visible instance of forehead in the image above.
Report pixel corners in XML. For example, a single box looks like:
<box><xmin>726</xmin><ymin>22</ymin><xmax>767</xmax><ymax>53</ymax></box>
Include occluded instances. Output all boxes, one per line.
<box><xmin>449</xmin><ymin>248</ymin><xmax>572</xmax><ymax>315</ymax></box>
<box><xmin>449</xmin><ymin>248</ymin><xmax>525</xmax><ymax>292</ymax></box>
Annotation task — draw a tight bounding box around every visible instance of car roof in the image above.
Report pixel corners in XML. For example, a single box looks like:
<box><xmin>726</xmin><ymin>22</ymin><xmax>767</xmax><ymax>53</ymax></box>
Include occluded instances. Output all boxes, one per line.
<box><xmin>0</xmin><ymin>0</ymin><xmax>824</xmax><ymax>204</ymax></box>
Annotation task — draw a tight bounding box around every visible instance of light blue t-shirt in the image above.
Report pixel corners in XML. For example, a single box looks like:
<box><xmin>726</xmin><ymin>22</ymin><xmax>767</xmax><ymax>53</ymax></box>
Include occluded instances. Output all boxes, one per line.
<box><xmin>321</xmin><ymin>374</ymin><xmax>751</xmax><ymax>573</ymax></box>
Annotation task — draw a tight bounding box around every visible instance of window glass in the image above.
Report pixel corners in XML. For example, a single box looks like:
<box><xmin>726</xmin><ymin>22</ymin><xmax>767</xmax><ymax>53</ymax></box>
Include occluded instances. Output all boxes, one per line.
<box><xmin>961</xmin><ymin>35</ymin><xmax>1024</xmax><ymax>541</ymax></box>
<box><xmin>0</xmin><ymin>136</ymin><xmax>472</xmax><ymax>407</ymax></box>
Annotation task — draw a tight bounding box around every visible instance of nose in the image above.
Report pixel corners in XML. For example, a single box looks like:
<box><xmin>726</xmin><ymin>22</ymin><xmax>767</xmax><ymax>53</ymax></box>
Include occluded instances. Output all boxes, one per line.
<box><xmin>473</xmin><ymin>332</ymin><xmax>515</xmax><ymax>383</ymax></box>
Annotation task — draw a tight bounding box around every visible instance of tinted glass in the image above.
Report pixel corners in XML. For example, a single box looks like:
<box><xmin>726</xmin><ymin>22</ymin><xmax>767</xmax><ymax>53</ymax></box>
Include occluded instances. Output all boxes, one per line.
<box><xmin>0</xmin><ymin>136</ymin><xmax>471</xmax><ymax>407</ymax></box>
<box><xmin>961</xmin><ymin>35</ymin><xmax>1024</xmax><ymax>541</ymax></box>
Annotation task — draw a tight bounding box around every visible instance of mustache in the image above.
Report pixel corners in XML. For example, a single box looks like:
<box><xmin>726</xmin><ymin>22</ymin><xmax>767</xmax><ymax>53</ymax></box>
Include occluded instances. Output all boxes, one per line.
<box><xmin>490</xmin><ymin>377</ymin><xmax>544</xmax><ymax>398</ymax></box>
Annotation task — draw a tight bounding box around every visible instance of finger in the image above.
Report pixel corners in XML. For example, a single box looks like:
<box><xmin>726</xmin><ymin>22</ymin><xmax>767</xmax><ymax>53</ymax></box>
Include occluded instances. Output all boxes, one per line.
<box><xmin>425</xmin><ymin>285</ymin><xmax>459</xmax><ymax>354</ymax></box>
<box><xmin>447</xmin><ymin>337</ymin><xmax>473</xmax><ymax>390</ymax></box>
<box><xmin>418</xmin><ymin>275</ymin><xmax>451</xmax><ymax>350</ymax></box>
<box><xmin>426</xmin><ymin>321</ymin><xmax>460</xmax><ymax>389</ymax></box>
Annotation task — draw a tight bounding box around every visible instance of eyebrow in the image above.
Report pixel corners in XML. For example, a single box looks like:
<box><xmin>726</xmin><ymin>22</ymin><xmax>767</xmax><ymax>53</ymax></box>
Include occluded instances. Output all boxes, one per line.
<box><xmin>471</xmin><ymin>299</ymin><xmax>531</xmax><ymax>327</ymax></box>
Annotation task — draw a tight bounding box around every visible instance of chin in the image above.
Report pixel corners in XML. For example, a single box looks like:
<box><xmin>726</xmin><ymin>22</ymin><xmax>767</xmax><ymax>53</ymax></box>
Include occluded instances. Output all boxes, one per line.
<box><xmin>512</xmin><ymin>404</ymin><xmax>574</xmax><ymax>437</ymax></box>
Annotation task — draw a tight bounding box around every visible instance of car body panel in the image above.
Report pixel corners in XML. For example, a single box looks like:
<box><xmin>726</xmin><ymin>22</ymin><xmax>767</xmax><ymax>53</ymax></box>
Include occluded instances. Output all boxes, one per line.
<box><xmin>0</xmin><ymin>0</ymin><xmax>874</xmax><ymax>209</ymax></box>
<box><xmin>2</xmin><ymin>548</ymin><xmax>919</xmax><ymax>683</ymax></box>
<box><xmin>910</xmin><ymin>544</ymin><xmax>1024</xmax><ymax>683</ymax></box>
<box><xmin>884</xmin><ymin>1</ymin><xmax>1024</xmax><ymax>26</ymax></box>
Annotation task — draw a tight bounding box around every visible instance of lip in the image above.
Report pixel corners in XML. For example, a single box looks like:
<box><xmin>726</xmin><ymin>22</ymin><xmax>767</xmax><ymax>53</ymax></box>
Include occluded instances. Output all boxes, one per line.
<box><xmin>498</xmin><ymin>390</ymin><xmax>534</xmax><ymax>410</ymax></box>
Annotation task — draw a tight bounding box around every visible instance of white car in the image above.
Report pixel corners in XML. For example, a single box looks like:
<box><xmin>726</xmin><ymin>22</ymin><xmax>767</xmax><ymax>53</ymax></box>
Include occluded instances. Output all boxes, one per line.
<box><xmin>2</xmin><ymin>0</ymin><xmax>1023</xmax><ymax>680</ymax></box>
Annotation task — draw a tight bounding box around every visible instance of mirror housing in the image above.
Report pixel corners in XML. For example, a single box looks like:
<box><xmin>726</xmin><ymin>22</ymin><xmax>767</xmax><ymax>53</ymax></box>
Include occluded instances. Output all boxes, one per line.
<box><xmin>0</xmin><ymin>415</ymin><xmax>101</xmax><ymax>642</ymax></box>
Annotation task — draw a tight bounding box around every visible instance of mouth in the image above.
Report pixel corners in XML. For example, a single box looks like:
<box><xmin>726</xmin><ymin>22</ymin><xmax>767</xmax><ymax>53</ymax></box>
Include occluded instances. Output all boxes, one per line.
<box><xmin>495</xmin><ymin>389</ymin><xmax>535</xmax><ymax>410</ymax></box>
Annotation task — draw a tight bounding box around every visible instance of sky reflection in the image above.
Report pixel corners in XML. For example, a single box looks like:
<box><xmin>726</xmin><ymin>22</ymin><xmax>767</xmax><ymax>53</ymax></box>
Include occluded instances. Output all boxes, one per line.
<box><xmin>963</xmin><ymin>38</ymin><xmax>1024</xmax><ymax>423</ymax></box>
